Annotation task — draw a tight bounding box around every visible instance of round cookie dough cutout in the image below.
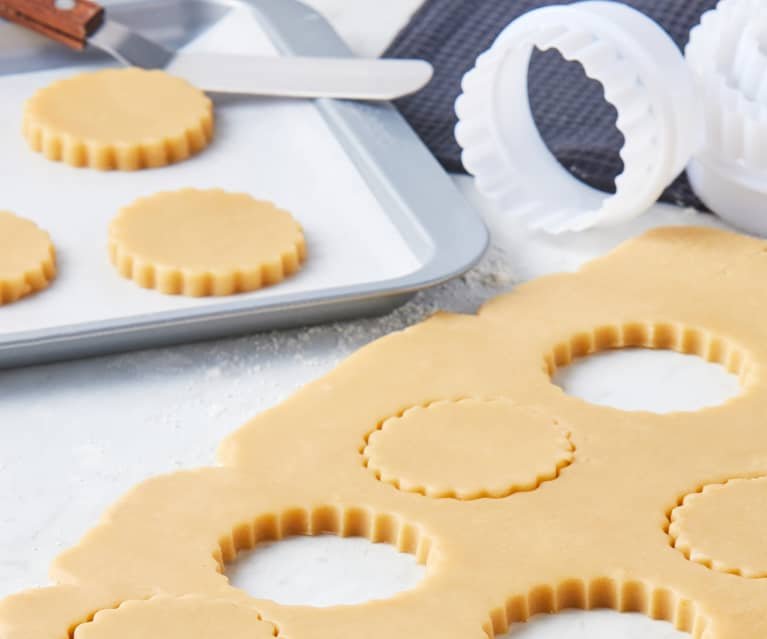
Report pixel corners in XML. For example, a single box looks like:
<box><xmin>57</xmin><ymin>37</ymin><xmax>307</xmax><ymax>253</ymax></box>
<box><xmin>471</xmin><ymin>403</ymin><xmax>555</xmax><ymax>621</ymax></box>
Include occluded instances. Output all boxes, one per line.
<box><xmin>669</xmin><ymin>477</ymin><xmax>767</xmax><ymax>578</ymax></box>
<box><xmin>23</xmin><ymin>68</ymin><xmax>213</xmax><ymax>170</ymax></box>
<box><xmin>0</xmin><ymin>211</ymin><xmax>56</xmax><ymax>305</ymax></box>
<box><xmin>109</xmin><ymin>189</ymin><xmax>306</xmax><ymax>296</ymax></box>
<box><xmin>73</xmin><ymin>597</ymin><xmax>277</xmax><ymax>639</ymax></box>
<box><xmin>363</xmin><ymin>398</ymin><xmax>574</xmax><ymax>500</ymax></box>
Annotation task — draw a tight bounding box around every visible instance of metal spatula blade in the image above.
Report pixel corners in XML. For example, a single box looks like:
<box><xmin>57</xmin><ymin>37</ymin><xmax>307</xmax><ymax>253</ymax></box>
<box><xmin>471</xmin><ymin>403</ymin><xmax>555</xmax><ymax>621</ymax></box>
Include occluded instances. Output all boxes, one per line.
<box><xmin>88</xmin><ymin>19</ymin><xmax>433</xmax><ymax>100</ymax></box>
<box><xmin>0</xmin><ymin>0</ymin><xmax>433</xmax><ymax>100</ymax></box>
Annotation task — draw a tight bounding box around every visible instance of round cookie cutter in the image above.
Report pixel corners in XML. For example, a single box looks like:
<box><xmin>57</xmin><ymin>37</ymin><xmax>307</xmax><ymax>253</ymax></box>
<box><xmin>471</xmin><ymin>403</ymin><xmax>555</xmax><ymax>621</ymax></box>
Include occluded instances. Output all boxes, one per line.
<box><xmin>685</xmin><ymin>0</ymin><xmax>767</xmax><ymax>235</ymax></box>
<box><xmin>455</xmin><ymin>1</ymin><xmax>702</xmax><ymax>233</ymax></box>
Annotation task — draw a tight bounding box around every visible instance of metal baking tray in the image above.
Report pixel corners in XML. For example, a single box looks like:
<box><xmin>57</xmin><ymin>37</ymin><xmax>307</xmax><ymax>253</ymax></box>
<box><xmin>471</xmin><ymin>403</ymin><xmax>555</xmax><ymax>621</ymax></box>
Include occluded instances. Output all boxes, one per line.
<box><xmin>0</xmin><ymin>0</ymin><xmax>488</xmax><ymax>369</ymax></box>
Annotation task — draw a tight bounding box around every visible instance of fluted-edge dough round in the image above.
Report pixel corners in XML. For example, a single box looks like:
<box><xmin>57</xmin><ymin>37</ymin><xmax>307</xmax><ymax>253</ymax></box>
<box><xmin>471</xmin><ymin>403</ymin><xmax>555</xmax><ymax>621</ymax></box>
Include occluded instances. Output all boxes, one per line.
<box><xmin>73</xmin><ymin>597</ymin><xmax>278</xmax><ymax>639</ymax></box>
<box><xmin>23</xmin><ymin>68</ymin><xmax>213</xmax><ymax>170</ymax></box>
<box><xmin>109</xmin><ymin>189</ymin><xmax>306</xmax><ymax>296</ymax></box>
<box><xmin>363</xmin><ymin>398</ymin><xmax>574</xmax><ymax>499</ymax></box>
<box><xmin>0</xmin><ymin>211</ymin><xmax>56</xmax><ymax>305</ymax></box>
<box><xmin>669</xmin><ymin>477</ymin><xmax>767</xmax><ymax>579</ymax></box>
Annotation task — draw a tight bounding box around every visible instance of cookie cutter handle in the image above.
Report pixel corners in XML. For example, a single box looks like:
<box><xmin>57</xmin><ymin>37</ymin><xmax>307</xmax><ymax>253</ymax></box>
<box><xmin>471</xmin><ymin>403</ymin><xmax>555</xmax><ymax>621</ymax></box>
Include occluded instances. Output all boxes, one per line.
<box><xmin>0</xmin><ymin>0</ymin><xmax>104</xmax><ymax>50</ymax></box>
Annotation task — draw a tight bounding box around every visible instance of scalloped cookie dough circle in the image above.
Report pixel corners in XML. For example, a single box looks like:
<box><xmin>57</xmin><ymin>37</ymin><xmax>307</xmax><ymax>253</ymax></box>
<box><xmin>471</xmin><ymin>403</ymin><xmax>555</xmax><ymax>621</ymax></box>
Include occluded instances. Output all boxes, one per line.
<box><xmin>363</xmin><ymin>398</ymin><xmax>574</xmax><ymax>500</ymax></box>
<box><xmin>73</xmin><ymin>598</ymin><xmax>277</xmax><ymax>639</ymax></box>
<box><xmin>109</xmin><ymin>189</ymin><xmax>306</xmax><ymax>297</ymax></box>
<box><xmin>23</xmin><ymin>68</ymin><xmax>213</xmax><ymax>170</ymax></box>
<box><xmin>669</xmin><ymin>477</ymin><xmax>767</xmax><ymax>579</ymax></box>
<box><xmin>0</xmin><ymin>211</ymin><xmax>56</xmax><ymax>305</ymax></box>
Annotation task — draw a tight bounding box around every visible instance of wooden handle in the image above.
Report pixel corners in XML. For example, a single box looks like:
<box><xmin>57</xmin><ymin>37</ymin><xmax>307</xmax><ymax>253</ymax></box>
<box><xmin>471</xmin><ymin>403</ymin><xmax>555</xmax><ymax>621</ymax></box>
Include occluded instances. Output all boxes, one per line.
<box><xmin>0</xmin><ymin>0</ymin><xmax>103</xmax><ymax>50</ymax></box>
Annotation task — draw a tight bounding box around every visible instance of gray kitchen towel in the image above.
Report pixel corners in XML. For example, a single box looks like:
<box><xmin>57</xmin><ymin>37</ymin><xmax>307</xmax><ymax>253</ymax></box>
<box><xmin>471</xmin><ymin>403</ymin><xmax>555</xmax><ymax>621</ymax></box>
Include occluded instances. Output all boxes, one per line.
<box><xmin>384</xmin><ymin>0</ymin><xmax>718</xmax><ymax>209</ymax></box>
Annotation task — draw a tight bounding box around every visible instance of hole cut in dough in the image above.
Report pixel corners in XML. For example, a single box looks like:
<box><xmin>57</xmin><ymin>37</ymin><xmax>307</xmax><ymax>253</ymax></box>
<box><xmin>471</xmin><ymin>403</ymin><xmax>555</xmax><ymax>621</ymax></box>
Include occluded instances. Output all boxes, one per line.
<box><xmin>23</xmin><ymin>68</ymin><xmax>213</xmax><ymax>170</ymax></box>
<box><xmin>548</xmin><ymin>323</ymin><xmax>745</xmax><ymax>412</ymax></box>
<box><xmin>226</xmin><ymin>535</ymin><xmax>425</xmax><ymax>606</ymax></box>
<box><xmin>0</xmin><ymin>211</ymin><xmax>56</xmax><ymax>305</ymax></box>
<box><xmin>488</xmin><ymin>578</ymin><xmax>706</xmax><ymax>638</ymax></box>
<box><xmin>362</xmin><ymin>398</ymin><xmax>573</xmax><ymax>499</ymax></box>
<box><xmin>220</xmin><ymin>506</ymin><xmax>432</xmax><ymax>606</ymax></box>
<box><xmin>503</xmin><ymin>608</ymin><xmax>689</xmax><ymax>639</ymax></box>
<box><xmin>109</xmin><ymin>188</ymin><xmax>306</xmax><ymax>296</ymax></box>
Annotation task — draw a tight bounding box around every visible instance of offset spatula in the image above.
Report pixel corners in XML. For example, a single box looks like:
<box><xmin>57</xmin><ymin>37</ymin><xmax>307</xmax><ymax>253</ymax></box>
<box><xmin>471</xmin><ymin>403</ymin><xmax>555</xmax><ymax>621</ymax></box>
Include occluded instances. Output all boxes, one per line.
<box><xmin>0</xmin><ymin>0</ymin><xmax>433</xmax><ymax>100</ymax></box>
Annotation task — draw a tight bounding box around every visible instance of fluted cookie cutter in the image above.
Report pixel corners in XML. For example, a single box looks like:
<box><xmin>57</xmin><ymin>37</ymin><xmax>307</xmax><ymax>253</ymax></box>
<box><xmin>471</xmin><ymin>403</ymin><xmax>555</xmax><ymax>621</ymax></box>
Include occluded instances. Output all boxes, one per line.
<box><xmin>686</xmin><ymin>0</ymin><xmax>767</xmax><ymax>235</ymax></box>
<box><xmin>455</xmin><ymin>1</ymin><xmax>702</xmax><ymax>233</ymax></box>
<box><xmin>456</xmin><ymin>0</ymin><xmax>767</xmax><ymax>236</ymax></box>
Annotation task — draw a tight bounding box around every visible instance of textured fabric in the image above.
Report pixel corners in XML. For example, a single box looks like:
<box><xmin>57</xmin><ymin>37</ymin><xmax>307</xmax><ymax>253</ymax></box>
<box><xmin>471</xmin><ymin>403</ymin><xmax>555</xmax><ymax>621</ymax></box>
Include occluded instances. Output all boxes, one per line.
<box><xmin>385</xmin><ymin>0</ymin><xmax>718</xmax><ymax>208</ymax></box>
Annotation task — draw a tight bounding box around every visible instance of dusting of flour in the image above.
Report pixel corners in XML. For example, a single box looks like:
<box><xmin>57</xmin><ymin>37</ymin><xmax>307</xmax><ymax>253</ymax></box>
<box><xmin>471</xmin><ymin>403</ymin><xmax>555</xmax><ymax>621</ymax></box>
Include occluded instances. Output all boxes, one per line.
<box><xmin>98</xmin><ymin>239</ymin><xmax>517</xmax><ymax>456</ymax></box>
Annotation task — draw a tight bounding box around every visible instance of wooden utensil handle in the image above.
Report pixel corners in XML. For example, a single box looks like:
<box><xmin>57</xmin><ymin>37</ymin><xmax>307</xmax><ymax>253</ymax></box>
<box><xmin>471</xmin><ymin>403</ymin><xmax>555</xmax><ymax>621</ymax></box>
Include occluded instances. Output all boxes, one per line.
<box><xmin>0</xmin><ymin>0</ymin><xmax>103</xmax><ymax>50</ymax></box>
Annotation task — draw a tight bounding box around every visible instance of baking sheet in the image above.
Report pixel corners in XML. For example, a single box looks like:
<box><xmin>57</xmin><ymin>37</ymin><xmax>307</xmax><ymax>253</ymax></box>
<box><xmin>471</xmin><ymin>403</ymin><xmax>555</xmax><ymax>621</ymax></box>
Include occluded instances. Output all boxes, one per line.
<box><xmin>0</xmin><ymin>0</ymin><xmax>489</xmax><ymax>367</ymax></box>
<box><xmin>0</xmin><ymin>8</ymin><xmax>420</xmax><ymax>333</ymax></box>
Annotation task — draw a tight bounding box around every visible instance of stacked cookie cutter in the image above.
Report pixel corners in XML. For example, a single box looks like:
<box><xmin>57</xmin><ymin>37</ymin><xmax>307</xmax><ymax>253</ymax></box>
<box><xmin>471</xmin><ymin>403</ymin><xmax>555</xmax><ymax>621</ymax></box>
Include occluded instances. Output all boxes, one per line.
<box><xmin>686</xmin><ymin>0</ymin><xmax>767</xmax><ymax>234</ymax></box>
<box><xmin>456</xmin><ymin>0</ymin><xmax>767</xmax><ymax>235</ymax></box>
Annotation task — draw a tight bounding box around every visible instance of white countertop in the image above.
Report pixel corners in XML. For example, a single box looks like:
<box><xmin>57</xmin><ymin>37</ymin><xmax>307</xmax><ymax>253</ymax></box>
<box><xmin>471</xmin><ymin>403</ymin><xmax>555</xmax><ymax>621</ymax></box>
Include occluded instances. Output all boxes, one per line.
<box><xmin>0</xmin><ymin>3</ymin><xmax>741</xmax><ymax>638</ymax></box>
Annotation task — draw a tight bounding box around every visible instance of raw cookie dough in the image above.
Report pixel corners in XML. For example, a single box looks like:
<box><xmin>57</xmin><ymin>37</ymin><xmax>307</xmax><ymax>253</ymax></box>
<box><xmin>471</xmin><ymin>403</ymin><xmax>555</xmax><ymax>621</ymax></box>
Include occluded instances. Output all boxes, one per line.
<box><xmin>669</xmin><ymin>477</ymin><xmax>767</xmax><ymax>579</ymax></box>
<box><xmin>4</xmin><ymin>227</ymin><xmax>767</xmax><ymax>639</ymax></box>
<box><xmin>73</xmin><ymin>597</ymin><xmax>277</xmax><ymax>639</ymax></box>
<box><xmin>363</xmin><ymin>398</ymin><xmax>574</xmax><ymax>499</ymax></box>
<box><xmin>0</xmin><ymin>211</ymin><xmax>56</xmax><ymax>305</ymax></box>
<box><xmin>23</xmin><ymin>68</ymin><xmax>213</xmax><ymax>170</ymax></box>
<box><xmin>108</xmin><ymin>188</ymin><xmax>306</xmax><ymax>296</ymax></box>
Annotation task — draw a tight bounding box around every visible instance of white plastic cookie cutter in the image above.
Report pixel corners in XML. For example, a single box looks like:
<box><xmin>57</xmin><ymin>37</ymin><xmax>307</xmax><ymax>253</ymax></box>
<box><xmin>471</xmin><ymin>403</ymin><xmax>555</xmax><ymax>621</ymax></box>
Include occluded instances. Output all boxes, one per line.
<box><xmin>455</xmin><ymin>1</ymin><xmax>703</xmax><ymax>233</ymax></box>
<box><xmin>685</xmin><ymin>0</ymin><xmax>767</xmax><ymax>235</ymax></box>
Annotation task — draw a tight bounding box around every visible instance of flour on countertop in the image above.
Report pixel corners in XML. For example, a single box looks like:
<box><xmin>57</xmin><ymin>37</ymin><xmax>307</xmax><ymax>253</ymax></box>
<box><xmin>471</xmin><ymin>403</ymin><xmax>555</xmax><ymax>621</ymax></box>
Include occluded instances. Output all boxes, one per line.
<box><xmin>103</xmin><ymin>235</ymin><xmax>515</xmax><ymax>377</ymax></box>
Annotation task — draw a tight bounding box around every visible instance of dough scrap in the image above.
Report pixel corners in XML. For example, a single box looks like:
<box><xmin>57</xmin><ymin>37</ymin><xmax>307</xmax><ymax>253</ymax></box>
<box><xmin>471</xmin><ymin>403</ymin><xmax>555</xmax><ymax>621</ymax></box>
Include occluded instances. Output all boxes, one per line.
<box><xmin>0</xmin><ymin>211</ymin><xmax>56</xmax><ymax>305</ymax></box>
<box><xmin>23</xmin><ymin>68</ymin><xmax>213</xmax><ymax>170</ymax></box>
<box><xmin>108</xmin><ymin>189</ymin><xmax>306</xmax><ymax>296</ymax></box>
<box><xmin>4</xmin><ymin>227</ymin><xmax>767</xmax><ymax>639</ymax></box>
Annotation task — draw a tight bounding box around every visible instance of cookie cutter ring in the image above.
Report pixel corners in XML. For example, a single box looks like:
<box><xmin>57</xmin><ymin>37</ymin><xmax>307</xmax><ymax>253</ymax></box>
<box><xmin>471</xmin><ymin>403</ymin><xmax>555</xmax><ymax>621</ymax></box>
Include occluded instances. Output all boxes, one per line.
<box><xmin>455</xmin><ymin>1</ymin><xmax>702</xmax><ymax>234</ymax></box>
<box><xmin>685</xmin><ymin>0</ymin><xmax>767</xmax><ymax>236</ymax></box>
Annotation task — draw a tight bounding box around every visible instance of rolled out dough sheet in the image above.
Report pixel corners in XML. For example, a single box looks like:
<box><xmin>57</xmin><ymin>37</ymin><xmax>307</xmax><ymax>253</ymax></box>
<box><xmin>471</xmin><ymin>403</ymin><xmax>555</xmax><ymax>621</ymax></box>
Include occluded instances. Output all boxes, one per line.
<box><xmin>2</xmin><ymin>227</ymin><xmax>765</xmax><ymax>639</ymax></box>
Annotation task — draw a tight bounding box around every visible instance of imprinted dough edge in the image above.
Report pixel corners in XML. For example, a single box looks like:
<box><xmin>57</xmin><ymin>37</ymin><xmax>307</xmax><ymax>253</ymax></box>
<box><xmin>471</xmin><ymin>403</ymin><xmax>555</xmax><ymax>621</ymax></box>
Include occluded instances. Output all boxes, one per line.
<box><xmin>3</xmin><ymin>226</ymin><xmax>767</xmax><ymax>639</ymax></box>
